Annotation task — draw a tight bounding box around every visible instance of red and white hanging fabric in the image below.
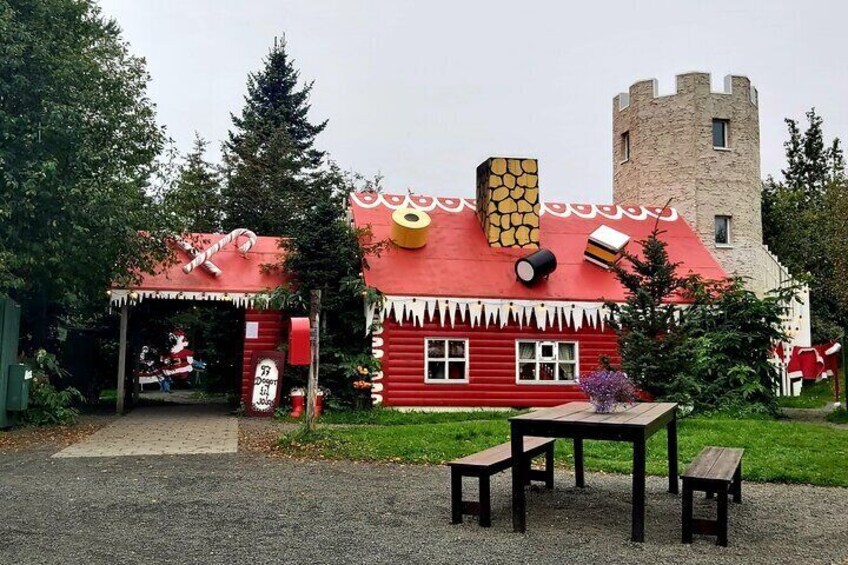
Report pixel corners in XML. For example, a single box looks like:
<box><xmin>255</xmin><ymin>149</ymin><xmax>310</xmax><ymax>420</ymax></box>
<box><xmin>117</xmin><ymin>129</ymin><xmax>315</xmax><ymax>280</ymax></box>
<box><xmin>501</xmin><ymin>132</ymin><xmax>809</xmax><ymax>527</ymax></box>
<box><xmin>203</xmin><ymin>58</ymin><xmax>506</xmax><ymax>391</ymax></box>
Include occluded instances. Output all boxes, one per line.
<box><xmin>787</xmin><ymin>342</ymin><xmax>841</xmax><ymax>381</ymax></box>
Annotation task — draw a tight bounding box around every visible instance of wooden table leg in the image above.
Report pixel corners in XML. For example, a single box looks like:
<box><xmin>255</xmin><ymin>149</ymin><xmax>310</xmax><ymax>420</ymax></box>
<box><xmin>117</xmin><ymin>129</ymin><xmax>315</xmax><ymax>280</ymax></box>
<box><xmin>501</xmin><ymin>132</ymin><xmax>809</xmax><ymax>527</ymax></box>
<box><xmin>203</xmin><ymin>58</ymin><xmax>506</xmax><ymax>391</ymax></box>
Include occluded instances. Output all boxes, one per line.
<box><xmin>450</xmin><ymin>468</ymin><xmax>463</xmax><ymax>524</ymax></box>
<box><xmin>667</xmin><ymin>417</ymin><xmax>679</xmax><ymax>494</ymax></box>
<box><xmin>511</xmin><ymin>425</ymin><xmax>526</xmax><ymax>533</ymax></box>
<box><xmin>717</xmin><ymin>485</ymin><xmax>729</xmax><ymax>547</ymax></box>
<box><xmin>573</xmin><ymin>437</ymin><xmax>585</xmax><ymax>487</ymax></box>
<box><xmin>480</xmin><ymin>474</ymin><xmax>492</xmax><ymax>528</ymax></box>
<box><xmin>681</xmin><ymin>480</ymin><xmax>693</xmax><ymax>543</ymax></box>
<box><xmin>631</xmin><ymin>438</ymin><xmax>646</xmax><ymax>542</ymax></box>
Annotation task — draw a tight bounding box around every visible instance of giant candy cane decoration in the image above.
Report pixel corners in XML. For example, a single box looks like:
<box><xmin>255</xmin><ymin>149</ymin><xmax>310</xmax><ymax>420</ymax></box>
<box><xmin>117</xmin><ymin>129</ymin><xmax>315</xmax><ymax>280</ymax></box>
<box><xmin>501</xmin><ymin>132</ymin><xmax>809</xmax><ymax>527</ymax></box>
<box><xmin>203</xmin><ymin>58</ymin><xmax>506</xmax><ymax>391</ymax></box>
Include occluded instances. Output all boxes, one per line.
<box><xmin>182</xmin><ymin>228</ymin><xmax>257</xmax><ymax>275</ymax></box>
<box><xmin>174</xmin><ymin>238</ymin><xmax>223</xmax><ymax>277</ymax></box>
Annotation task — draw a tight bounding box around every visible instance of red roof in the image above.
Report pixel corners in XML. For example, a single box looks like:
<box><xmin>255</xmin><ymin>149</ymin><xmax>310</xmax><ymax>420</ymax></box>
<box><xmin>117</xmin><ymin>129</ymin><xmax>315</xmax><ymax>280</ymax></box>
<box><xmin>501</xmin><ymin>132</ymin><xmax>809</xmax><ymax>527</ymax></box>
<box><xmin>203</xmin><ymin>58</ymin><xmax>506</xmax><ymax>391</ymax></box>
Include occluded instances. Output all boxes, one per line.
<box><xmin>350</xmin><ymin>192</ymin><xmax>725</xmax><ymax>303</ymax></box>
<box><xmin>114</xmin><ymin>233</ymin><xmax>287</xmax><ymax>295</ymax></box>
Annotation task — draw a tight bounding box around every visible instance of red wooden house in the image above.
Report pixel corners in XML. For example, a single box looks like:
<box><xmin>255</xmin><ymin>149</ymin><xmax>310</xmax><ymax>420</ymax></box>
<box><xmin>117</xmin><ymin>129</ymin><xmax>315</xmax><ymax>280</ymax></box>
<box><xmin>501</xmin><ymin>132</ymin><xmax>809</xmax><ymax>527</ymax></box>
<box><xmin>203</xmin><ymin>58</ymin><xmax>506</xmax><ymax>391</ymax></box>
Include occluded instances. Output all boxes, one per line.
<box><xmin>349</xmin><ymin>157</ymin><xmax>726</xmax><ymax>409</ymax></box>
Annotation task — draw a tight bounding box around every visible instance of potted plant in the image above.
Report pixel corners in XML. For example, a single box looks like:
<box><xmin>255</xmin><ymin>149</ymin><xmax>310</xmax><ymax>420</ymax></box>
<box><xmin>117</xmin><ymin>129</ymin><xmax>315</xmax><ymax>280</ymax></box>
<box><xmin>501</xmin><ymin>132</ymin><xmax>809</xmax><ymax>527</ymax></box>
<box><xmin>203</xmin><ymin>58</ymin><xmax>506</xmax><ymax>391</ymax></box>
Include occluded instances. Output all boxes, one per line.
<box><xmin>343</xmin><ymin>354</ymin><xmax>380</xmax><ymax>410</ymax></box>
<box><xmin>579</xmin><ymin>370</ymin><xmax>637</xmax><ymax>413</ymax></box>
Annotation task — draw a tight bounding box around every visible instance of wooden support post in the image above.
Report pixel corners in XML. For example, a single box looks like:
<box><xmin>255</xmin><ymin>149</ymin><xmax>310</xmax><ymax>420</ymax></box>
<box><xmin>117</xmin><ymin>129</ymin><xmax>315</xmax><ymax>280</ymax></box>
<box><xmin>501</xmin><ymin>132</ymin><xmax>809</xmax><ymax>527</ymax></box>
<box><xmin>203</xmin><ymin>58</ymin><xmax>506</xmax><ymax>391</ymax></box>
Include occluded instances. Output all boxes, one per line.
<box><xmin>304</xmin><ymin>290</ymin><xmax>322</xmax><ymax>431</ymax></box>
<box><xmin>116</xmin><ymin>304</ymin><xmax>128</xmax><ymax>415</ymax></box>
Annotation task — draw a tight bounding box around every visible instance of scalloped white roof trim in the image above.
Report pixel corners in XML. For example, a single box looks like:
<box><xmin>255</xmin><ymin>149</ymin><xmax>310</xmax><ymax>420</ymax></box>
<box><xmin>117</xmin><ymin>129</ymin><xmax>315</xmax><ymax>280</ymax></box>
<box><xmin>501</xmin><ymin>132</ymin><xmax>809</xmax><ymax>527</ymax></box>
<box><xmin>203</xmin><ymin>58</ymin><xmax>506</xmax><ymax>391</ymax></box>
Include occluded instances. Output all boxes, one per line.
<box><xmin>350</xmin><ymin>192</ymin><xmax>679</xmax><ymax>222</ymax></box>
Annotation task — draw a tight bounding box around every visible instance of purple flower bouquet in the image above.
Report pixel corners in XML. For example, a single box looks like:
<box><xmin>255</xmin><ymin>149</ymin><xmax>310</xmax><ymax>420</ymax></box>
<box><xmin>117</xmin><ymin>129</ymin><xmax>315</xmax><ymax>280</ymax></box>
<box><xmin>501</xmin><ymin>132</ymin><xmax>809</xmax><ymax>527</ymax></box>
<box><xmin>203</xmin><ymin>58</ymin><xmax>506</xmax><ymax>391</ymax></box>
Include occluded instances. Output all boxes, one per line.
<box><xmin>579</xmin><ymin>370</ymin><xmax>637</xmax><ymax>413</ymax></box>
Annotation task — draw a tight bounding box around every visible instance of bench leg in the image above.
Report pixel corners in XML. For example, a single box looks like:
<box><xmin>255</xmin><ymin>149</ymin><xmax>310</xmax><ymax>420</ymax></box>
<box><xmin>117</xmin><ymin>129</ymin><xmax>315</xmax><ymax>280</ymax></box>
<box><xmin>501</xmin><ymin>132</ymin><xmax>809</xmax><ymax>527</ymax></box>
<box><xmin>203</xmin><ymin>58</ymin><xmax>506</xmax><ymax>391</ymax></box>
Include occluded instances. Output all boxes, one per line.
<box><xmin>450</xmin><ymin>469</ymin><xmax>463</xmax><ymax>524</ymax></box>
<box><xmin>682</xmin><ymin>482</ymin><xmax>693</xmax><ymax>544</ymax></box>
<box><xmin>573</xmin><ymin>438</ymin><xmax>585</xmax><ymax>488</ymax></box>
<box><xmin>479</xmin><ymin>474</ymin><xmax>491</xmax><ymax>528</ymax></box>
<box><xmin>545</xmin><ymin>444</ymin><xmax>555</xmax><ymax>489</ymax></box>
<box><xmin>732</xmin><ymin>462</ymin><xmax>742</xmax><ymax>504</ymax></box>
<box><xmin>717</xmin><ymin>486</ymin><xmax>729</xmax><ymax>547</ymax></box>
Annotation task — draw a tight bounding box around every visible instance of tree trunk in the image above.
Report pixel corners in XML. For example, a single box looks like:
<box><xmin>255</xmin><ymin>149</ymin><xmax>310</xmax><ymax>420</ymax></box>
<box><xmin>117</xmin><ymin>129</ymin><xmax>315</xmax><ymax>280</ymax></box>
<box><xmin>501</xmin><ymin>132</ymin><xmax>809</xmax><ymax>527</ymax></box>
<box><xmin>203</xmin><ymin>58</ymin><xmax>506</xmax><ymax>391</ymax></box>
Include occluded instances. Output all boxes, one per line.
<box><xmin>304</xmin><ymin>290</ymin><xmax>322</xmax><ymax>431</ymax></box>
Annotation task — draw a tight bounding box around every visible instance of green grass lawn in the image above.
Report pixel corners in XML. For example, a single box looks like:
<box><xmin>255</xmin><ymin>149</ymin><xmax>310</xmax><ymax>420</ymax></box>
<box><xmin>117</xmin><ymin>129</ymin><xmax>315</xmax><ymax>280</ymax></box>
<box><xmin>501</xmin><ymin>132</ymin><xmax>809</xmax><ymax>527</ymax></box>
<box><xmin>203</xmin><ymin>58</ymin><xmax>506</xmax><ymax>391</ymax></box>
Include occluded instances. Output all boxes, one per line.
<box><xmin>778</xmin><ymin>379</ymin><xmax>836</xmax><ymax>408</ymax></box>
<box><xmin>280</xmin><ymin>410</ymin><xmax>848</xmax><ymax>487</ymax></box>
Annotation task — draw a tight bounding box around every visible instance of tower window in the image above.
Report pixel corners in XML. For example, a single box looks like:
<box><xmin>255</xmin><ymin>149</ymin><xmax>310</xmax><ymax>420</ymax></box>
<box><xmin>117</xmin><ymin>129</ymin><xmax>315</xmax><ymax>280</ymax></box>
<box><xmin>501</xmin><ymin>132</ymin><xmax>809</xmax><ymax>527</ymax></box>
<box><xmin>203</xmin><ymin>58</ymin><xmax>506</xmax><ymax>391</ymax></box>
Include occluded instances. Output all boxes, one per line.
<box><xmin>621</xmin><ymin>131</ymin><xmax>631</xmax><ymax>162</ymax></box>
<box><xmin>715</xmin><ymin>215</ymin><xmax>731</xmax><ymax>246</ymax></box>
<box><xmin>713</xmin><ymin>119</ymin><xmax>729</xmax><ymax>149</ymax></box>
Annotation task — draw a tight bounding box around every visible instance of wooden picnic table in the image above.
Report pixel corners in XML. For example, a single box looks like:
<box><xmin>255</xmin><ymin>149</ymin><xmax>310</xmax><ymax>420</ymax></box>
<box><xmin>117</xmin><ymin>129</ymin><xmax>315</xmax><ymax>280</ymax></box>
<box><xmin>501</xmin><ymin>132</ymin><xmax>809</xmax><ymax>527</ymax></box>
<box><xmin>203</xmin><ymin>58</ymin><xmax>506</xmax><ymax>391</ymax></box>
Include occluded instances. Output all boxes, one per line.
<box><xmin>510</xmin><ymin>401</ymin><xmax>678</xmax><ymax>542</ymax></box>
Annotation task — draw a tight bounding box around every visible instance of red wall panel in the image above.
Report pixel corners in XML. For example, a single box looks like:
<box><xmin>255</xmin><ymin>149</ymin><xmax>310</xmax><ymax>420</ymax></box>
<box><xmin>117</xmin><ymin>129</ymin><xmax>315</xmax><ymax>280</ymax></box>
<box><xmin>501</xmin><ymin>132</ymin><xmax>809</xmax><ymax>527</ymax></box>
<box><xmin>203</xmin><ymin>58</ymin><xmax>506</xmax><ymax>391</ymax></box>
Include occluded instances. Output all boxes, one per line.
<box><xmin>380</xmin><ymin>315</ymin><xmax>619</xmax><ymax>408</ymax></box>
<box><xmin>241</xmin><ymin>309</ymin><xmax>285</xmax><ymax>411</ymax></box>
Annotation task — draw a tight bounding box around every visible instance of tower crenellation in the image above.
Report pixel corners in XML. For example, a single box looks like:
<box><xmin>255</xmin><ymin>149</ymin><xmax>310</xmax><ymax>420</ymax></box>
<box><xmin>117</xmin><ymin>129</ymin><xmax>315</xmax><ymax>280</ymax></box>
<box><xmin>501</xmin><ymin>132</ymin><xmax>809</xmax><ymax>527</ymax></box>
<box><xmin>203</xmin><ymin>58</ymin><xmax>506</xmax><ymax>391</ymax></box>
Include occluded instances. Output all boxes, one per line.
<box><xmin>612</xmin><ymin>71</ymin><xmax>761</xmax><ymax>283</ymax></box>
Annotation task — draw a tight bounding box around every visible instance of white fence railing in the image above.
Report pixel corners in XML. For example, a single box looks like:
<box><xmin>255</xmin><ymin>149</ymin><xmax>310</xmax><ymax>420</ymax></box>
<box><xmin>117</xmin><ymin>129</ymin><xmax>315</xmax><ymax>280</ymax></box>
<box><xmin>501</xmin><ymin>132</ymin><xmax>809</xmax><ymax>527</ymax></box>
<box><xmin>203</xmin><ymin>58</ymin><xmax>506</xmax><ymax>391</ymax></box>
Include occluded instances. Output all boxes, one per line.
<box><xmin>751</xmin><ymin>244</ymin><xmax>811</xmax><ymax>397</ymax></box>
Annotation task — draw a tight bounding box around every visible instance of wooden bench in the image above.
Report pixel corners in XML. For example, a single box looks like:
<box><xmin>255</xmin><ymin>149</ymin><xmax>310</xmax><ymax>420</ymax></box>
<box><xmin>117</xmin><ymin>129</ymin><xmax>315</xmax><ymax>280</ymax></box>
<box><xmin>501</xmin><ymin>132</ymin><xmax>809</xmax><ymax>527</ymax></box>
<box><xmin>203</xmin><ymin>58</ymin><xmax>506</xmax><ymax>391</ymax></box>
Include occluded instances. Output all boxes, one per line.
<box><xmin>448</xmin><ymin>436</ymin><xmax>555</xmax><ymax>527</ymax></box>
<box><xmin>681</xmin><ymin>446</ymin><xmax>744</xmax><ymax>546</ymax></box>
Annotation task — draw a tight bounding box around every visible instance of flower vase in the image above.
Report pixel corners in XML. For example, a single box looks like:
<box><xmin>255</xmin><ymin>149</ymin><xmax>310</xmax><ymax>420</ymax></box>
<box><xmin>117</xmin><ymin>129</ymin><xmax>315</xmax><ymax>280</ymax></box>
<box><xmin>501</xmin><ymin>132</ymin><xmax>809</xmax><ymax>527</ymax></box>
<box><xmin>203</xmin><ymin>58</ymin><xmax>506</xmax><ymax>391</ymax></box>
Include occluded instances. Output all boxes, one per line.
<box><xmin>589</xmin><ymin>398</ymin><xmax>616</xmax><ymax>414</ymax></box>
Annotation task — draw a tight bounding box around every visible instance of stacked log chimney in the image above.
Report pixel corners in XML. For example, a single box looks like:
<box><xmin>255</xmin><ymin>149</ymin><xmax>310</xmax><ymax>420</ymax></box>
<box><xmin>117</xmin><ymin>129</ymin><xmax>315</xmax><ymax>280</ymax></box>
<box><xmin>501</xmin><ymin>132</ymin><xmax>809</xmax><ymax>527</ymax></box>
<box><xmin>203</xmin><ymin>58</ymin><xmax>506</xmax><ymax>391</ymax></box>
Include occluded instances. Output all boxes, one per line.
<box><xmin>475</xmin><ymin>157</ymin><xmax>540</xmax><ymax>248</ymax></box>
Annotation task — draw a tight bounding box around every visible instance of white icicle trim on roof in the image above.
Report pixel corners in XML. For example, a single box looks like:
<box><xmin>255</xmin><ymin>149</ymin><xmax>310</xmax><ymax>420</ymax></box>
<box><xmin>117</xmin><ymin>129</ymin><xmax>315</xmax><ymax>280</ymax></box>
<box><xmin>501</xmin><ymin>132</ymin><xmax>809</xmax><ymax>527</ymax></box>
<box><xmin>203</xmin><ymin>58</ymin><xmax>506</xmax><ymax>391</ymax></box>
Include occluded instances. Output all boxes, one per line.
<box><xmin>368</xmin><ymin>295</ymin><xmax>616</xmax><ymax>332</ymax></box>
<box><xmin>109</xmin><ymin>289</ymin><xmax>260</xmax><ymax>309</ymax></box>
<box><xmin>350</xmin><ymin>192</ymin><xmax>679</xmax><ymax>222</ymax></box>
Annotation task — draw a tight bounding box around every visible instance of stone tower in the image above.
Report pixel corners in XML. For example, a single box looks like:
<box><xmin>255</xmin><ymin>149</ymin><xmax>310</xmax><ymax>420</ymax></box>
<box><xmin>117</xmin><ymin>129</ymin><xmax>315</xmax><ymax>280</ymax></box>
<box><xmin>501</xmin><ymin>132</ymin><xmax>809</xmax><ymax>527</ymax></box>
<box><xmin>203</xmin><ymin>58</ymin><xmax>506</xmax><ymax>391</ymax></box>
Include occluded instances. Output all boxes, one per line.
<box><xmin>612</xmin><ymin>72</ymin><xmax>761</xmax><ymax>282</ymax></box>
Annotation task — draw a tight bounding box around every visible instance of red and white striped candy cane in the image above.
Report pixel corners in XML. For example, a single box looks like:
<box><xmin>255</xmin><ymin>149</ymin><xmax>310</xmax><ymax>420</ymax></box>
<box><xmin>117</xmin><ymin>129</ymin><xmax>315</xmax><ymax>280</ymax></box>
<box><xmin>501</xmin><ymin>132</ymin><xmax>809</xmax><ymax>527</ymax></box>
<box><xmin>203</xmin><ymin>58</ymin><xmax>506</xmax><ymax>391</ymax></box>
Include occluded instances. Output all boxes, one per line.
<box><xmin>182</xmin><ymin>228</ymin><xmax>257</xmax><ymax>275</ymax></box>
<box><xmin>174</xmin><ymin>238</ymin><xmax>223</xmax><ymax>277</ymax></box>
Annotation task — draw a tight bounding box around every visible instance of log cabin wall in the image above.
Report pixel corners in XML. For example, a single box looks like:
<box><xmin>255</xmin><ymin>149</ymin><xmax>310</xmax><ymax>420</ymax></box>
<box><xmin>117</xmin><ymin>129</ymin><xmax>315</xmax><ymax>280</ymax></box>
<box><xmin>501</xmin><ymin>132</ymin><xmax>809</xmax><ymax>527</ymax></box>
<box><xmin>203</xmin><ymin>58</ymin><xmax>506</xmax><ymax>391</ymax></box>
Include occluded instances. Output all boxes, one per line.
<box><xmin>378</xmin><ymin>313</ymin><xmax>619</xmax><ymax>408</ymax></box>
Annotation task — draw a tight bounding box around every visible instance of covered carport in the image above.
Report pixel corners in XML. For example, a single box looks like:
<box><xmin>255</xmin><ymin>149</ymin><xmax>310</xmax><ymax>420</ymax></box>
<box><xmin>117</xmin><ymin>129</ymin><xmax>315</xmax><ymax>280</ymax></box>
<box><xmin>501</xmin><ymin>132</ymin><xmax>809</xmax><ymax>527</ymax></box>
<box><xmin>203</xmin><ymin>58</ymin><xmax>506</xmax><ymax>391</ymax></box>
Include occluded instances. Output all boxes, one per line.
<box><xmin>108</xmin><ymin>231</ymin><xmax>289</xmax><ymax>416</ymax></box>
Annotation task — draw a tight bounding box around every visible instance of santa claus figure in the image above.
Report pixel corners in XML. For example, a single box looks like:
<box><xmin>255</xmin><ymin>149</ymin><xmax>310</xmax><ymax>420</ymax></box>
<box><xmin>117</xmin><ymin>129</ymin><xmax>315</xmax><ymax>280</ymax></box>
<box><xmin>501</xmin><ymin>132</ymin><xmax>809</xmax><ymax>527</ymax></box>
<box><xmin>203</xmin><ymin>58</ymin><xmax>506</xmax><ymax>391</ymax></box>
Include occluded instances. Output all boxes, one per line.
<box><xmin>161</xmin><ymin>330</ymin><xmax>195</xmax><ymax>381</ymax></box>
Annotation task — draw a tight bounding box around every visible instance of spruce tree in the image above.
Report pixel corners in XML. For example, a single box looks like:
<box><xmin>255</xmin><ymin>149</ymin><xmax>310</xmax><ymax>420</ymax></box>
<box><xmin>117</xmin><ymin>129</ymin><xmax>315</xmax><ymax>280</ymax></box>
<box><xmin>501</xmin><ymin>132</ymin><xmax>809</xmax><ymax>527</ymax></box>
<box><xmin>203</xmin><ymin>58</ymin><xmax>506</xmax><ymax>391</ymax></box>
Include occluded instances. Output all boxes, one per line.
<box><xmin>165</xmin><ymin>135</ymin><xmax>223</xmax><ymax>233</ymax></box>
<box><xmin>607</xmin><ymin>226</ymin><xmax>694</xmax><ymax>401</ymax></box>
<box><xmin>222</xmin><ymin>37</ymin><xmax>327</xmax><ymax>235</ymax></box>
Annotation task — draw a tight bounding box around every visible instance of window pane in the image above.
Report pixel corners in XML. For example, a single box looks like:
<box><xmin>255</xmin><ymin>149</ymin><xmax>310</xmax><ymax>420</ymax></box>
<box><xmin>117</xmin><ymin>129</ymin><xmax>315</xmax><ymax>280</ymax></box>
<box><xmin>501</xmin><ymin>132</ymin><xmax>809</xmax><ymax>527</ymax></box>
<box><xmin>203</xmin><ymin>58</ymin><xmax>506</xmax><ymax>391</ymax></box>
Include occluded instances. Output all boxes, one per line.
<box><xmin>713</xmin><ymin>119</ymin><xmax>727</xmax><ymax>147</ymax></box>
<box><xmin>448</xmin><ymin>361</ymin><xmax>466</xmax><ymax>380</ymax></box>
<box><xmin>427</xmin><ymin>361</ymin><xmax>445</xmax><ymax>380</ymax></box>
<box><xmin>539</xmin><ymin>363</ymin><xmax>556</xmax><ymax>381</ymax></box>
<box><xmin>558</xmin><ymin>343</ymin><xmax>575</xmax><ymax>361</ymax></box>
<box><xmin>448</xmin><ymin>340</ymin><xmax>465</xmax><ymax>358</ymax></box>
<box><xmin>540</xmin><ymin>343</ymin><xmax>555</xmax><ymax>359</ymax></box>
<box><xmin>715</xmin><ymin>216</ymin><xmax>729</xmax><ymax>244</ymax></box>
<box><xmin>621</xmin><ymin>132</ymin><xmax>630</xmax><ymax>160</ymax></box>
<box><xmin>558</xmin><ymin>363</ymin><xmax>575</xmax><ymax>380</ymax></box>
<box><xmin>427</xmin><ymin>340</ymin><xmax>445</xmax><ymax>357</ymax></box>
<box><xmin>518</xmin><ymin>362</ymin><xmax>536</xmax><ymax>381</ymax></box>
<box><xmin>518</xmin><ymin>342</ymin><xmax>536</xmax><ymax>360</ymax></box>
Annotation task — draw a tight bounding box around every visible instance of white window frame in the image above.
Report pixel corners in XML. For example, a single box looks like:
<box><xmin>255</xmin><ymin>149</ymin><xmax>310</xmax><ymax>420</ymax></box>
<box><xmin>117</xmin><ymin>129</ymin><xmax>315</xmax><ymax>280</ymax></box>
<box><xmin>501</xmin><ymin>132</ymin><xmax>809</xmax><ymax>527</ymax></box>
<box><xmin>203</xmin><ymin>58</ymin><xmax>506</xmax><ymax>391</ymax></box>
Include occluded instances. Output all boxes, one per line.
<box><xmin>714</xmin><ymin>215</ymin><xmax>732</xmax><ymax>247</ymax></box>
<box><xmin>424</xmin><ymin>338</ymin><xmax>469</xmax><ymax>384</ymax></box>
<box><xmin>712</xmin><ymin>118</ymin><xmax>730</xmax><ymax>150</ymax></box>
<box><xmin>514</xmin><ymin>340</ymin><xmax>580</xmax><ymax>385</ymax></box>
<box><xmin>621</xmin><ymin>131</ymin><xmax>631</xmax><ymax>163</ymax></box>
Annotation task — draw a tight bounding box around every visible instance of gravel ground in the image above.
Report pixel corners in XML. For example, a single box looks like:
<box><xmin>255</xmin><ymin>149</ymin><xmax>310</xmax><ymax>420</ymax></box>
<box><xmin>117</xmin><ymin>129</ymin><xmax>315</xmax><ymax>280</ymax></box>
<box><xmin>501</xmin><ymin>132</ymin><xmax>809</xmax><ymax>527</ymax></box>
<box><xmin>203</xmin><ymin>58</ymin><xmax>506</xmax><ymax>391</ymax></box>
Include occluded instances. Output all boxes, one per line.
<box><xmin>1</xmin><ymin>448</ymin><xmax>847</xmax><ymax>565</ymax></box>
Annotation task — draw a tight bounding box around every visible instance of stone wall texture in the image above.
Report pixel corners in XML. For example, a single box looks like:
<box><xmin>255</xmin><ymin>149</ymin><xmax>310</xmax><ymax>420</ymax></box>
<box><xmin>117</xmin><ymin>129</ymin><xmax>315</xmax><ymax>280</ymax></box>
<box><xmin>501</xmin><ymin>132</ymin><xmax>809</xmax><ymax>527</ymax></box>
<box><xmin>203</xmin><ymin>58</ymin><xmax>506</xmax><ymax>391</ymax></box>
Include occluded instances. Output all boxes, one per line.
<box><xmin>612</xmin><ymin>72</ymin><xmax>762</xmax><ymax>282</ymax></box>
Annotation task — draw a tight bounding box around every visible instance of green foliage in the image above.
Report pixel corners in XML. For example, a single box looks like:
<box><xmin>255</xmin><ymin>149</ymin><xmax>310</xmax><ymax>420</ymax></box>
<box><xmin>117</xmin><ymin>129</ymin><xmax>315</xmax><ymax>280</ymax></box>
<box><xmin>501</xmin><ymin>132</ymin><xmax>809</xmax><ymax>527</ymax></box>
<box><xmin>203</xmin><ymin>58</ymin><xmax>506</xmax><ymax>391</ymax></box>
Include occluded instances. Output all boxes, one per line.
<box><xmin>827</xmin><ymin>408</ymin><xmax>848</xmax><ymax>424</ymax></box>
<box><xmin>607</xmin><ymin>225</ymin><xmax>695</xmax><ymax>402</ymax></box>
<box><xmin>277</xmin><ymin>413</ymin><xmax>848</xmax><ymax>487</ymax></box>
<box><xmin>762</xmin><ymin>109</ymin><xmax>847</xmax><ymax>341</ymax></box>
<box><xmin>162</xmin><ymin>135</ymin><xmax>224</xmax><ymax>233</ymax></box>
<box><xmin>0</xmin><ymin>0</ymin><xmax>171</xmax><ymax>350</ymax></box>
<box><xmin>778</xmin><ymin>379</ymin><xmax>834</xmax><ymax>409</ymax></box>
<box><xmin>609</xmin><ymin>228</ymin><xmax>790</xmax><ymax>414</ymax></box>
<box><xmin>682</xmin><ymin>278</ymin><xmax>790</xmax><ymax>414</ymax></box>
<box><xmin>16</xmin><ymin>349</ymin><xmax>82</xmax><ymax>426</ymax></box>
<box><xmin>221</xmin><ymin>36</ymin><xmax>327</xmax><ymax>235</ymax></box>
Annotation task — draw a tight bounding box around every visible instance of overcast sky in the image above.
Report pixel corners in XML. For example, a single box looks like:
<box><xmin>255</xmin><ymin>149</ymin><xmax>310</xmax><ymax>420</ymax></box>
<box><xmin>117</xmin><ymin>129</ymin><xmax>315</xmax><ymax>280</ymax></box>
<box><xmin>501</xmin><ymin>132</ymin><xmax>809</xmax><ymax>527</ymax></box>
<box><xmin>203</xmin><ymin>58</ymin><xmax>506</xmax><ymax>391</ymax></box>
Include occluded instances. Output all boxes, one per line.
<box><xmin>98</xmin><ymin>0</ymin><xmax>848</xmax><ymax>203</ymax></box>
